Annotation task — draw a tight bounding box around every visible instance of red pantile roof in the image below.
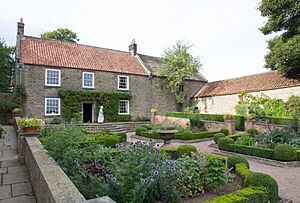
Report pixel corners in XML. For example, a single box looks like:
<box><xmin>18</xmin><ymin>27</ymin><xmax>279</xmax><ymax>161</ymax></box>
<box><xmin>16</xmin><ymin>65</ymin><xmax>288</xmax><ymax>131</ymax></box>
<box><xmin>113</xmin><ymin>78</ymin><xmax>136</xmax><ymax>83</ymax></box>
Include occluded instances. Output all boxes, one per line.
<box><xmin>20</xmin><ymin>36</ymin><xmax>148</xmax><ymax>76</ymax></box>
<box><xmin>194</xmin><ymin>71</ymin><xmax>300</xmax><ymax>98</ymax></box>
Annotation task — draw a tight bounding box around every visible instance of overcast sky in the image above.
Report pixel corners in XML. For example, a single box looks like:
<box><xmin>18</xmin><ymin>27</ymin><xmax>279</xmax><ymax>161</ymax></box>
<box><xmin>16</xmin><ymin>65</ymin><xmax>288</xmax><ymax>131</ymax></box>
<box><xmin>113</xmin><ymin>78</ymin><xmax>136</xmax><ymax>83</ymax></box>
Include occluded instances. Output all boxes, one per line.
<box><xmin>0</xmin><ymin>0</ymin><xmax>272</xmax><ymax>82</ymax></box>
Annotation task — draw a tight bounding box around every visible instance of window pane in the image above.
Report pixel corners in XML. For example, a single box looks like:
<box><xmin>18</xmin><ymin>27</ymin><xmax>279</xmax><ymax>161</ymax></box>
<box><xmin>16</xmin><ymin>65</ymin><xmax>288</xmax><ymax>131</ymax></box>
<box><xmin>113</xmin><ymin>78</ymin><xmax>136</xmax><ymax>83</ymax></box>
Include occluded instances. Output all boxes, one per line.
<box><xmin>119</xmin><ymin>76</ymin><xmax>128</xmax><ymax>89</ymax></box>
<box><xmin>46</xmin><ymin>70</ymin><xmax>59</xmax><ymax>85</ymax></box>
<box><xmin>46</xmin><ymin>99</ymin><xmax>59</xmax><ymax>115</ymax></box>
<box><xmin>83</xmin><ymin>73</ymin><xmax>93</xmax><ymax>87</ymax></box>
<box><xmin>119</xmin><ymin>101</ymin><xmax>129</xmax><ymax>114</ymax></box>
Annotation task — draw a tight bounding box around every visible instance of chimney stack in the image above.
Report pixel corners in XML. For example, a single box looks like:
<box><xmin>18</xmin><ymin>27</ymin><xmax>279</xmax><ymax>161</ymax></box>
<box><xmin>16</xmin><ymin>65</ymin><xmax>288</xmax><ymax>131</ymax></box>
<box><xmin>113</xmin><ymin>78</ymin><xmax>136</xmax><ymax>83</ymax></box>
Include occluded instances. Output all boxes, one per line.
<box><xmin>129</xmin><ymin>39</ymin><xmax>137</xmax><ymax>56</ymax></box>
<box><xmin>17</xmin><ymin>18</ymin><xmax>24</xmax><ymax>37</ymax></box>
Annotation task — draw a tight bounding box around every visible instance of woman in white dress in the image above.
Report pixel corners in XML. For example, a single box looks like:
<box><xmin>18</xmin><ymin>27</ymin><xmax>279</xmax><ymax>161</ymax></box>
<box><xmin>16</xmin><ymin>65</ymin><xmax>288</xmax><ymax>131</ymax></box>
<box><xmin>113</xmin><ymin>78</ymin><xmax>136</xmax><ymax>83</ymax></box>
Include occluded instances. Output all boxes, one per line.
<box><xmin>98</xmin><ymin>106</ymin><xmax>104</xmax><ymax>123</ymax></box>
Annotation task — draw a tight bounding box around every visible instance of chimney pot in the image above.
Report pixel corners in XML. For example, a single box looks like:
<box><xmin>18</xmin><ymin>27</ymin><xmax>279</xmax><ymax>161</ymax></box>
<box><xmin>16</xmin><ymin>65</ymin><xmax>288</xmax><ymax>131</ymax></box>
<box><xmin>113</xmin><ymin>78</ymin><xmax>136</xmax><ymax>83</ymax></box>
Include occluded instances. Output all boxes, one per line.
<box><xmin>129</xmin><ymin>39</ymin><xmax>137</xmax><ymax>56</ymax></box>
<box><xmin>17</xmin><ymin>18</ymin><xmax>25</xmax><ymax>37</ymax></box>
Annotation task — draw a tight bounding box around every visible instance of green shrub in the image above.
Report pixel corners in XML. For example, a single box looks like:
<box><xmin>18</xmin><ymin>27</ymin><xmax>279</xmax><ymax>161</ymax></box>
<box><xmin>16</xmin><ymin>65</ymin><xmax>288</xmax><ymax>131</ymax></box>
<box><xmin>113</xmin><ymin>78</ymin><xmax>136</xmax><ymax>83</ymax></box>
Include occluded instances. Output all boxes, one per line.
<box><xmin>274</xmin><ymin>144</ymin><xmax>297</xmax><ymax>161</ymax></box>
<box><xmin>135</xmin><ymin>126</ymin><xmax>147</xmax><ymax>136</ymax></box>
<box><xmin>0</xmin><ymin>125</ymin><xmax>5</xmax><ymax>138</ymax></box>
<box><xmin>246</xmin><ymin>128</ymin><xmax>259</xmax><ymax>136</ymax></box>
<box><xmin>173</xmin><ymin>131</ymin><xmax>218</xmax><ymax>140</ymax></box>
<box><xmin>203</xmin><ymin>186</ymin><xmax>268</xmax><ymax>203</ymax></box>
<box><xmin>235</xmin><ymin>163</ymin><xmax>252</xmax><ymax>179</ymax></box>
<box><xmin>289</xmin><ymin>138</ymin><xmax>300</xmax><ymax>149</ymax></box>
<box><xmin>227</xmin><ymin>155</ymin><xmax>249</xmax><ymax>170</ymax></box>
<box><xmin>218</xmin><ymin>137</ymin><xmax>234</xmax><ymax>150</ymax></box>
<box><xmin>161</xmin><ymin>148</ymin><xmax>179</xmax><ymax>159</ymax></box>
<box><xmin>214</xmin><ymin>133</ymin><xmax>225</xmax><ymax>144</ymax></box>
<box><xmin>177</xmin><ymin>145</ymin><xmax>197</xmax><ymax>157</ymax></box>
<box><xmin>236</xmin><ymin>136</ymin><xmax>256</xmax><ymax>146</ymax></box>
<box><xmin>204</xmin><ymin>156</ymin><xmax>229</xmax><ymax>191</ymax></box>
<box><xmin>220</xmin><ymin>128</ymin><xmax>229</xmax><ymax>136</ymax></box>
<box><xmin>179</xmin><ymin>130</ymin><xmax>194</xmax><ymax>140</ymax></box>
<box><xmin>116</xmin><ymin>132</ymin><xmax>127</xmax><ymax>142</ymax></box>
<box><xmin>227</xmin><ymin>133</ymin><xmax>250</xmax><ymax>141</ymax></box>
<box><xmin>244</xmin><ymin>172</ymin><xmax>279</xmax><ymax>203</ymax></box>
<box><xmin>204</xmin><ymin>154</ymin><xmax>227</xmax><ymax>164</ymax></box>
<box><xmin>225</xmin><ymin>144</ymin><xmax>274</xmax><ymax>160</ymax></box>
<box><xmin>189</xmin><ymin>114</ymin><xmax>207</xmax><ymax>132</ymax></box>
<box><xmin>50</xmin><ymin>118</ymin><xmax>64</xmax><ymax>124</ymax></box>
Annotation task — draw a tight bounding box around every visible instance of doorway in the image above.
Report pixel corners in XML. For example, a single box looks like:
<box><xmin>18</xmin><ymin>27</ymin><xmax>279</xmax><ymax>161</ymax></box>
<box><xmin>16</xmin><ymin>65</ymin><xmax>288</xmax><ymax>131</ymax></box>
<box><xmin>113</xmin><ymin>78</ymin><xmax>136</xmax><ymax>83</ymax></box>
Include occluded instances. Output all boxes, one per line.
<box><xmin>83</xmin><ymin>103</ymin><xmax>93</xmax><ymax>123</ymax></box>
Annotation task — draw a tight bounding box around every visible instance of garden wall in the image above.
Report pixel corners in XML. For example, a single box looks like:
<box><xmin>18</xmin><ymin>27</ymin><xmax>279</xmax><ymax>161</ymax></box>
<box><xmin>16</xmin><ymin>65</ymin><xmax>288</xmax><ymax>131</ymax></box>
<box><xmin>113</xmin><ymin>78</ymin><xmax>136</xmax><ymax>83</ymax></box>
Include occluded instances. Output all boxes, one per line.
<box><xmin>245</xmin><ymin>120</ymin><xmax>286</xmax><ymax>132</ymax></box>
<box><xmin>152</xmin><ymin>115</ymin><xmax>190</xmax><ymax>128</ymax></box>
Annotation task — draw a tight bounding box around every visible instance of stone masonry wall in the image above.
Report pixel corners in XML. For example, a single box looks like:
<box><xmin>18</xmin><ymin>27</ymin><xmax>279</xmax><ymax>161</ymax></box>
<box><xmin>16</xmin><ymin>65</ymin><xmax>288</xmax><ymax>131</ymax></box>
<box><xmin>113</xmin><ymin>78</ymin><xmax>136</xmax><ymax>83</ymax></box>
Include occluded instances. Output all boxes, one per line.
<box><xmin>20</xmin><ymin>65</ymin><xmax>204</xmax><ymax>121</ymax></box>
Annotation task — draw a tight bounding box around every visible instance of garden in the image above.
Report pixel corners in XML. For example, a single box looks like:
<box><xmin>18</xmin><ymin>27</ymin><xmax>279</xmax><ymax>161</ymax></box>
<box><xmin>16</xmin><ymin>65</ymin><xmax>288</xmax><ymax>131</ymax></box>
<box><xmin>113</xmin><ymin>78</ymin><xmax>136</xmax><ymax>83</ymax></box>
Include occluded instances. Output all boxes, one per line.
<box><xmin>215</xmin><ymin>128</ymin><xmax>300</xmax><ymax>162</ymax></box>
<box><xmin>38</xmin><ymin>122</ymin><xmax>278</xmax><ymax>203</ymax></box>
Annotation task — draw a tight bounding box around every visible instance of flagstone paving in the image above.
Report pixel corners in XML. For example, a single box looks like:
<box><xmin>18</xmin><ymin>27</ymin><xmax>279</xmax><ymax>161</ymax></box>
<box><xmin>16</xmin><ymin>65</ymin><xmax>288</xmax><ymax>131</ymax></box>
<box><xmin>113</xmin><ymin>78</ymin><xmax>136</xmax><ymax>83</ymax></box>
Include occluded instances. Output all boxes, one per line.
<box><xmin>0</xmin><ymin>126</ymin><xmax>36</xmax><ymax>203</ymax></box>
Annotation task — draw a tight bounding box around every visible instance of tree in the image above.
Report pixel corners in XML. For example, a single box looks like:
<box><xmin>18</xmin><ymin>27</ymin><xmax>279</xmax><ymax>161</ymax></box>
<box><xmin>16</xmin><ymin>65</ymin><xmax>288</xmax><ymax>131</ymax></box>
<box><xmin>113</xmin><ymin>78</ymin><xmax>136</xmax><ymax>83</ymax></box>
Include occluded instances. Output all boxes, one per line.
<box><xmin>40</xmin><ymin>28</ymin><xmax>79</xmax><ymax>43</ymax></box>
<box><xmin>0</xmin><ymin>39</ymin><xmax>15</xmax><ymax>93</ymax></box>
<box><xmin>259</xmin><ymin>0</ymin><xmax>300</xmax><ymax>76</ymax></box>
<box><xmin>157</xmin><ymin>41</ymin><xmax>202</xmax><ymax>105</ymax></box>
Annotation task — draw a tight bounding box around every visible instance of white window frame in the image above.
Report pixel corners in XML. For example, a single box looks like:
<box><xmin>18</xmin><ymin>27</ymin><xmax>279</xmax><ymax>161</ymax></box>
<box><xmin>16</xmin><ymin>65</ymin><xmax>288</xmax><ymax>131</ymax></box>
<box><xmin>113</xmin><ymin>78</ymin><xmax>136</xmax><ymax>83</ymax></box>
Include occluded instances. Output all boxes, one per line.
<box><xmin>45</xmin><ymin>69</ymin><xmax>61</xmax><ymax>87</ymax></box>
<box><xmin>82</xmin><ymin>72</ymin><xmax>95</xmax><ymax>88</ymax></box>
<box><xmin>118</xmin><ymin>75</ymin><xmax>129</xmax><ymax>90</ymax></box>
<box><xmin>118</xmin><ymin>100</ymin><xmax>130</xmax><ymax>115</ymax></box>
<box><xmin>45</xmin><ymin>98</ymin><xmax>61</xmax><ymax>116</ymax></box>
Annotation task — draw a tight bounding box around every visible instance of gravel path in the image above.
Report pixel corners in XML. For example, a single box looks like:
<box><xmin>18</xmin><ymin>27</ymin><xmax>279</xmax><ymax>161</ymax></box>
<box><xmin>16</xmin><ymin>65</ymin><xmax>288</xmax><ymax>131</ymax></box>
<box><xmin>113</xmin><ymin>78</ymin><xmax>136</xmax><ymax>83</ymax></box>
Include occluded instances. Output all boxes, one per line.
<box><xmin>127</xmin><ymin>134</ymin><xmax>300</xmax><ymax>202</ymax></box>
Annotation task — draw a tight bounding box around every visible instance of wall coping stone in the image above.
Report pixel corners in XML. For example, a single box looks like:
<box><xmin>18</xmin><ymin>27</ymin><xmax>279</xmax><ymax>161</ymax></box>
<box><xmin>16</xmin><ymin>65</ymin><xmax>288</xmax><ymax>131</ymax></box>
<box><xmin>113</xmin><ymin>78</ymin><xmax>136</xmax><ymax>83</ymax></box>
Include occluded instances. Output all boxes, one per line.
<box><xmin>130</xmin><ymin>134</ymin><xmax>214</xmax><ymax>143</ymax></box>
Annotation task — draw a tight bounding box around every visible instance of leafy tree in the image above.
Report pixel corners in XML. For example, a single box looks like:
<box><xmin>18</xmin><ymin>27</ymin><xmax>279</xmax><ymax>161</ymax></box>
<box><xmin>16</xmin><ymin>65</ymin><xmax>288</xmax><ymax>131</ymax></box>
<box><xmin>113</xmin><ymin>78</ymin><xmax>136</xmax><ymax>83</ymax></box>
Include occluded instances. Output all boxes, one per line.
<box><xmin>40</xmin><ymin>28</ymin><xmax>79</xmax><ymax>43</ymax></box>
<box><xmin>0</xmin><ymin>39</ymin><xmax>15</xmax><ymax>93</ymax></box>
<box><xmin>157</xmin><ymin>41</ymin><xmax>201</xmax><ymax>105</ymax></box>
<box><xmin>259</xmin><ymin>0</ymin><xmax>300</xmax><ymax>76</ymax></box>
<box><xmin>285</xmin><ymin>95</ymin><xmax>300</xmax><ymax>118</ymax></box>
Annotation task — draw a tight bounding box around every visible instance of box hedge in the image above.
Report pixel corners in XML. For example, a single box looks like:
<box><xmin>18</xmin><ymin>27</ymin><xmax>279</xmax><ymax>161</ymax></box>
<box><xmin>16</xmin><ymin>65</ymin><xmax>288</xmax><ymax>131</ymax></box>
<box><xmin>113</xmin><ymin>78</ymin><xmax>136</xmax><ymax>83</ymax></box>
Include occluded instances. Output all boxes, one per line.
<box><xmin>244</xmin><ymin>172</ymin><xmax>278</xmax><ymax>203</ymax></box>
<box><xmin>218</xmin><ymin>137</ymin><xmax>235</xmax><ymax>150</ymax></box>
<box><xmin>224</xmin><ymin>144</ymin><xmax>274</xmax><ymax>160</ymax></box>
<box><xmin>177</xmin><ymin>145</ymin><xmax>197</xmax><ymax>157</ymax></box>
<box><xmin>235</xmin><ymin>163</ymin><xmax>252</xmax><ymax>179</ymax></box>
<box><xmin>203</xmin><ymin>186</ymin><xmax>268</xmax><ymax>203</ymax></box>
<box><xmin>214</xmin><ymin>133</ymin><xmax>225</xmax><ymax>144</ymax></box>
<box><xmin>274</xmin><ymin>144</ymin><xmax>297</xmax><ymax>161</ymax></box>
<box><xmin>227</xmin><ymin>155</ymin><xmax>249</xmax><ymax>170</ymax></box>
<box><xmin>226</xmin><ymin>133</ymin><xmax>250</xmax><ymax>141</ymax></box>
<box><xmin>173</xmin><ymin>131</ymin><xmax>219</xmax><ymax>140</ymax></box>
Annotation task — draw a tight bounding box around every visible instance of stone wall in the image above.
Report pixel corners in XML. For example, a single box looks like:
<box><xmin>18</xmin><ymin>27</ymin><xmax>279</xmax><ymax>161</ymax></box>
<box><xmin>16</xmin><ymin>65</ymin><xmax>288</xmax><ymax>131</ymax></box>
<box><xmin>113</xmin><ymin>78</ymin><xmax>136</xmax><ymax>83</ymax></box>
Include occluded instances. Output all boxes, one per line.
<box><xmin>20</xmin><ymin>65</ymin><xmax>204</xmax><ymax>122</ymax></box>
<box><xmin>195</xmin><ymin>86</ymin><xmax>300</xmax><ymax>115</ymax></box>
<box><xmin>152</xmin><ymin>115</ymin><xmax>190</xmax><ymax>128</ymax></box>
<box><xmin>244</xmin><ymin>120</ymin><xmax>286</xmax><ymax>133</ymax></box>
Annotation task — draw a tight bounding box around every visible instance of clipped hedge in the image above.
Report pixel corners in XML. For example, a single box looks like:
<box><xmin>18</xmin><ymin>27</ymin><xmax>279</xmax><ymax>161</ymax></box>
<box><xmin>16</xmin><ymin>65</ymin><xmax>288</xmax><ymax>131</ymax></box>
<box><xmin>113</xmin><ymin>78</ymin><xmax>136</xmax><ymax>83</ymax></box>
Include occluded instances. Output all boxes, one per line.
<box><xmin>274</xmin><ymin>144</ymin><xmax>297</xmax><ymax>161</ymax></box>
<box><xmin>227</xmin><ymin>155</ymin><xmax>249</xmax><ymax>170</ymax></box>
<box><xmin>236</xmin><ymin>163</ymin><xmax>252</xmax><ymax>179</ymax></box>
<box><xmin>244</xmin><ymin>172</ymin><xmax>278</xmax><ymax>203</ymax></box>
<box><xmin>204</xmin><ymin>154</ymin><xmax>227</xmax><ymax>164</ymax></box>
<box><xmin>173</xmin><ymin>131</ymin><xmax>219</xmax><ymax>140</ymax></box>
<box><xmin>218</xmin><ymin>137</ymin><xmax>235</xmax><ymax>150</ymax></box>
<box><xmin>203</xmin><ymin>186</ymin><xmax>268</xmax><ymax>203</ymax></box>
<box><xmin>59</xmin><ymin>89</ymin><xmax>132</xmax><ymax>122</ymax></box>
<box><xmin>214</xmin><ymin>133</ymin><xmax>225</xmax><ymax>144</ymax></box>
<box><xmin>223</xmin><ymin>144</ymin><xmax>274</xmax><ymax>160</ymax></box>
<box><xmin>161</xmin><ymin>147</ymin><xmax>179</xmax><ymax>159</ymax></box>
<box><xmin>177</xmin><ymin>145</ymin><xmax>197</xmax><ymax>157</ymax></box>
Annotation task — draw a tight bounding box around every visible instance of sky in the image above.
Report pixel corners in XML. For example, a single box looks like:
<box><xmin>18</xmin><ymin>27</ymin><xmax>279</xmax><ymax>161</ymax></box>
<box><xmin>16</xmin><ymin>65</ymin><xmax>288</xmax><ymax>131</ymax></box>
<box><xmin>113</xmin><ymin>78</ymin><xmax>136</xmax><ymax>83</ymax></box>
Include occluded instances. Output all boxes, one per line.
<box><xmin>0</xmin><ymin>0</ymin><xmax>272</xmax><ymax>82</ymax></box>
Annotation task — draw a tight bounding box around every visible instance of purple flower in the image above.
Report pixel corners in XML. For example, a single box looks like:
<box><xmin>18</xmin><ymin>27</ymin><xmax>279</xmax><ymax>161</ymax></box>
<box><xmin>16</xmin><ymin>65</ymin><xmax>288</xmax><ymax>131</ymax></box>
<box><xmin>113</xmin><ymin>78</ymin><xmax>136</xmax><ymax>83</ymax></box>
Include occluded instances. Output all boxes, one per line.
<box><xmin>154</xmin><ymin>170</ymin><xmax>159</xmax><ymax>176</ymax></box>
<box><xmin>150</xmin><ymin>178</ymin><xmax>155</xmax><ymax>183</ymax></box>
<box><xmin>167</xmin><ymin>160</ymin><xmax>172</xmax><ymax>165</ymax></box>
<box><xmin>139</xmin><ymin>172</ymin><xmax>144</xmax><ymax>177</ymax></box>
<box><xmin>141</xmin><ymin>179</ymin><xmax>146</xmax><ymax>184</ymax></box>
<box><xmin>112</xmin><ymin>177</ymin><xmax>117</xmax><ymax>182</ymax></box>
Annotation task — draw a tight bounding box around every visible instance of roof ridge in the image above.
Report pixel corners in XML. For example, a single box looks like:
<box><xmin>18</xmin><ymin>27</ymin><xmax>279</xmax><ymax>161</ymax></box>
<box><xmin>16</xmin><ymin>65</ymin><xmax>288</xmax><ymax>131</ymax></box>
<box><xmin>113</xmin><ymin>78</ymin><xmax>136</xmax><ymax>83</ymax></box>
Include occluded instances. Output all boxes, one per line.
<box><xmin>23</xmin><ymin>35</ymin><xmax>131</xmax><ymax>54</ymax></box>
<box><xmin>138</xmin><ymin>53</ymin><xmax>162</xmax><ymax>59</ymax></box>
<box><xmin>208</xmin><ymin>71</ymin><xmax>278</xmax><ymax>83</ymax></box>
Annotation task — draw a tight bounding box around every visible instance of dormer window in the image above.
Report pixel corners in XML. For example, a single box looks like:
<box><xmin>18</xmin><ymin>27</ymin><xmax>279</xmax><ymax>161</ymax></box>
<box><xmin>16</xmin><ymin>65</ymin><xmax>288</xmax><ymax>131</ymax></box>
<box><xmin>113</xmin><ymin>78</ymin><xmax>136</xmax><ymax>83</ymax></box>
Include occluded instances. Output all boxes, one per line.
<box><xmin>118</xmin><ymin>75</ymin><xmax>129</xmax><ymax>90</ymax></box>
<box><xmin>45</xmin><ymin>69</ymin><xmax>61</xmax><ymax>87</ymax></box>
<box><xmin>82</xmin><ymin>72</ymin><xmax>94</xmax><ymax>88</ymax></box>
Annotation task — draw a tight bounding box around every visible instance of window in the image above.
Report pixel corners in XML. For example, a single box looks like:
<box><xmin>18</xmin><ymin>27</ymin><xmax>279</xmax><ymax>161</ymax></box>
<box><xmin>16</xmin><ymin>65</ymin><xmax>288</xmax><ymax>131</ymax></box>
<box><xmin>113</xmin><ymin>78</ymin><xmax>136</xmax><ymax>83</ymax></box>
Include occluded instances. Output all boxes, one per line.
<box><xmin>45</xmin><ymin>98</ymin><xmax>60</xmax><ymax>116</ymax></box>
<box><xmin>119</xmin><ymin>100</ymin><xmax>129</xmax><ymax>115</ymax></box>
<box><xmin>118</xmin><ymin>75</ymin><xmax>129</xmax><ymax>90</ymax></box>
<box><xmin>82</xmin><ymin>72</ymin><xmax>94</xmax><ymax>88</ymax></box>
<box><xmin>45</xmin><ymin>69</ymin><xmax>61</xmax><ymax>86</ymax></box>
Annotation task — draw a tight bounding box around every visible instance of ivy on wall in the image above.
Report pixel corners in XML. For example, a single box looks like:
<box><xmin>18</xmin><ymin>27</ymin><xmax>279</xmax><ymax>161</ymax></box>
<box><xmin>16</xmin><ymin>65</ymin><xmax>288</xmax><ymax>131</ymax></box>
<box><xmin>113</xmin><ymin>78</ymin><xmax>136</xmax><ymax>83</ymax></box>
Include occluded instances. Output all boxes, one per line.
<box><xmin>58</xmin><ymin>89</ymin><xmax>132</xmax><ymax>122</ymax></box>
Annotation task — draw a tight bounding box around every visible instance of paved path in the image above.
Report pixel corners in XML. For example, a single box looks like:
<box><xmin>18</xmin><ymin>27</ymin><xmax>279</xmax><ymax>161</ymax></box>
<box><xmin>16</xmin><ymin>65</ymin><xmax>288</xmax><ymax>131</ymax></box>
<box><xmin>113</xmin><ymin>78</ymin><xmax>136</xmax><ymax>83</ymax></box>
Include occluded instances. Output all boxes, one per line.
<box><xmin>0</xmin><ymin>126</ymin><xmax>36</xmax><ymax>203</ymax></box>
<box><xmin>128</xmin><ymin>133</ymin><xmax>300</xmax><ymax>202</ymax></box>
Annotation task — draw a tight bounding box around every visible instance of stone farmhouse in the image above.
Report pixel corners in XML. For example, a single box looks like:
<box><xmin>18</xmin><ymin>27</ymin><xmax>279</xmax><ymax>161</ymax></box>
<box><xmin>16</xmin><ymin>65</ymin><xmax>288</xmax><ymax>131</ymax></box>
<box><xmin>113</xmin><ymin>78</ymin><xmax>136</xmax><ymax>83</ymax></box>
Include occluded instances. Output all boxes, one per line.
<box><xmin>193</xmin><ymin>71</ymin><xmax>300</xmax><ymax>114</ymax></box>
<box><xmin>15</xmin><ymin>20</ymin><xmax>207</xmax><ymax>122</ymax></box>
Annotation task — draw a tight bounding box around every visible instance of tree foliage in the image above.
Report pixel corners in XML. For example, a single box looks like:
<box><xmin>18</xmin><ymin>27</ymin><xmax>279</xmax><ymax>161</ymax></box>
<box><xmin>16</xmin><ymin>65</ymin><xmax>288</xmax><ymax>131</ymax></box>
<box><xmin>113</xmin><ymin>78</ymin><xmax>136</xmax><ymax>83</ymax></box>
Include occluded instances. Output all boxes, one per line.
<box><xmin>0</xmin><ymin>39</ymin><xmax>15</xmax><ymax>93</ymax></box>
<box><xmin>259</xmin><ymin>0</ymin><xmax>300</xmax><ymax>75</ymax></box>
<box><xmin>40</xmin><ymin>28</ymin><xmax>79</xmax><ymax>43</ymax></box>
<box><xmin>158</xmin><ymin>41</ymin><xmax>201</xmax><ymax>104</ymax></box>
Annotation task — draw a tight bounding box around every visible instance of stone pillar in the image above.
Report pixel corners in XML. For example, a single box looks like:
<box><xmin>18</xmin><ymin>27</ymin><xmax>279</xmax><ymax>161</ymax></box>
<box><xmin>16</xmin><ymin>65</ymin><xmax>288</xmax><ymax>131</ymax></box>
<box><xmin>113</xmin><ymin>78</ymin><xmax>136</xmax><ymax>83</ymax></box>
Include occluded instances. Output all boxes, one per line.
<box><xmin>245</xmin><ymin>120</ymin><xmax>254</xmax><ymax>132</ymax></box>
<box><xmin>17</xmin><ymin>131</ymin><xmax>39</xmax><ymax>164</ymax></box>
<box><xmin>224</xmin><ymin>119</ymin><xmax>236</xmax><ymax>134</ymax></box>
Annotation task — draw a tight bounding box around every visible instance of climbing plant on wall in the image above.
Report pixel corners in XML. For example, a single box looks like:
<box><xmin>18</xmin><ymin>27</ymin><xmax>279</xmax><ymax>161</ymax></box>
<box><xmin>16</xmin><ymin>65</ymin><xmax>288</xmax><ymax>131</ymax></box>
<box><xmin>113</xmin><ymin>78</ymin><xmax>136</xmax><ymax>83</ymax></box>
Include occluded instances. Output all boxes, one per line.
<box><xmin>59</xmin><ymin>89</ymin><xmax>132</xmax><ymax>122</ymax></box>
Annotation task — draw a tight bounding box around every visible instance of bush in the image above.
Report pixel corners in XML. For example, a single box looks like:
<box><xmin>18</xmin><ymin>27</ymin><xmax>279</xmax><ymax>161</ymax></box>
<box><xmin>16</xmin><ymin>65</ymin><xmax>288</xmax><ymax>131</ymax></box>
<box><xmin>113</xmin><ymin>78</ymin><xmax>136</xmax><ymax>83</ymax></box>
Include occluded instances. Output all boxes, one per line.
<box><xmin>203</xmin><ymin>186</ymin><xmax>268</xmax><ymax>203</ymax></box>
<box><xmin>220</xmin><ymin>128</ymin><xmax>229</xmax><ymax>136</ymax></box>
<box><xmin>236</xmin><ymin>136</ymin><xmax>256</xmax><ymax>146</ymax></box>
<box><xmin>227</xmin><ymin>133</ymin><xmax>250</xmax><ymax>141</ymax></box>
<box><xmin>116</xmin><ymin>132</ymin><xmax>127</xmax><ymax>142</ymax></box>
<box><xmin>161</xmin><ymin>148</ymin><xmax>179</xmax><ymax>159</ymax></box>
<box><xmin>189</xmin><ymin>114</ymin><xmax>207</xmax><ymax>132</ymax></box>
<box><xmin>177</xmin><ymin>145</ymin><xmax>197</xmax><ymax>157</ymax></box>
<box><xmin>246</xmin><ymin>128</ymin><xmax>259</xmax><ymax>136</ymax></box>
<box><xmin>274</xmin><ymin>144</ymin><xmax>297</xmax><ymax>161</ymax></box>
<box><xmin>227</xmin><ymin>155</ymin><xmax>249</xmax><ymax>170</ymax></box>
<box><xmin>214</xmin><ymin>133</ymin><xmax>225</xmax><ymax>144</ymax></box>
<box><xmin>178</xmin><ymin>130</ymin><xmax>194</xmax><ymax>140</ymax></box>
<box><xmin>173</xmin><ymin>131</ymin><xmax>218</xmax><ymax>140</ymax></box>
<box><xmin>218</xmin><ymin>137</ymin><xmax>234</xmax><ymax>150</ymax></box>
<box><xmin>244</xmin><ymin>172</ymin><xmax>279</xmax><ymax>203</ymax></box>
<box><xmin>50</xmin><ymin>118</ymin><xmax>64</xmax><ymax>124</ymax></box>
<box><xmin>235</xmin><ymin>163</ymin><xmax>252</xmax><ymax>179</ymax></box>
<box><xmin>135</xmin><ymin>127</ymin><xmax>147</xmax><ymax>136</ymax></box>
<box><xmin>204</xmin><ymin>154</ymin><xmax>227</xmax><ymax>164</ymax></box>
<box><xmin>297</xmin><ymin>150</ymin><xmax>300</xmax><ymax>160</ymax></box>
<box><xmin>225</xmin><ymin>144</ymin><xmax>274</xmax><ymax>160</ymax></box>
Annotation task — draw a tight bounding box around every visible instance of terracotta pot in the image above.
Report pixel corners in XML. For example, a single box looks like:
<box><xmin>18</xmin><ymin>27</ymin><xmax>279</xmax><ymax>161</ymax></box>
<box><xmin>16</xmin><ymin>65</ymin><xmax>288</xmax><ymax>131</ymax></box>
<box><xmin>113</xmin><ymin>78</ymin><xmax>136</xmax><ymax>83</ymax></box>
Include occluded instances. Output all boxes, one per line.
<box><xmin>22</xmin><ymin>127</ymin><xmax>38</xmax><ymax>133</ymax></box>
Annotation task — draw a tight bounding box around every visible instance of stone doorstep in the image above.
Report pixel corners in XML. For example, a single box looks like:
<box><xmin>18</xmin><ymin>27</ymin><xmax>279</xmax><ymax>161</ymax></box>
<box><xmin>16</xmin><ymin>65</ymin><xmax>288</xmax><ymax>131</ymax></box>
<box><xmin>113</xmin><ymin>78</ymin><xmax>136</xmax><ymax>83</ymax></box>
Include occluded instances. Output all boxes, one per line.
<box><xmin>213</xmin><ymin>149</ymin><xmax>300</xmax><ymax>168</ymax></box>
